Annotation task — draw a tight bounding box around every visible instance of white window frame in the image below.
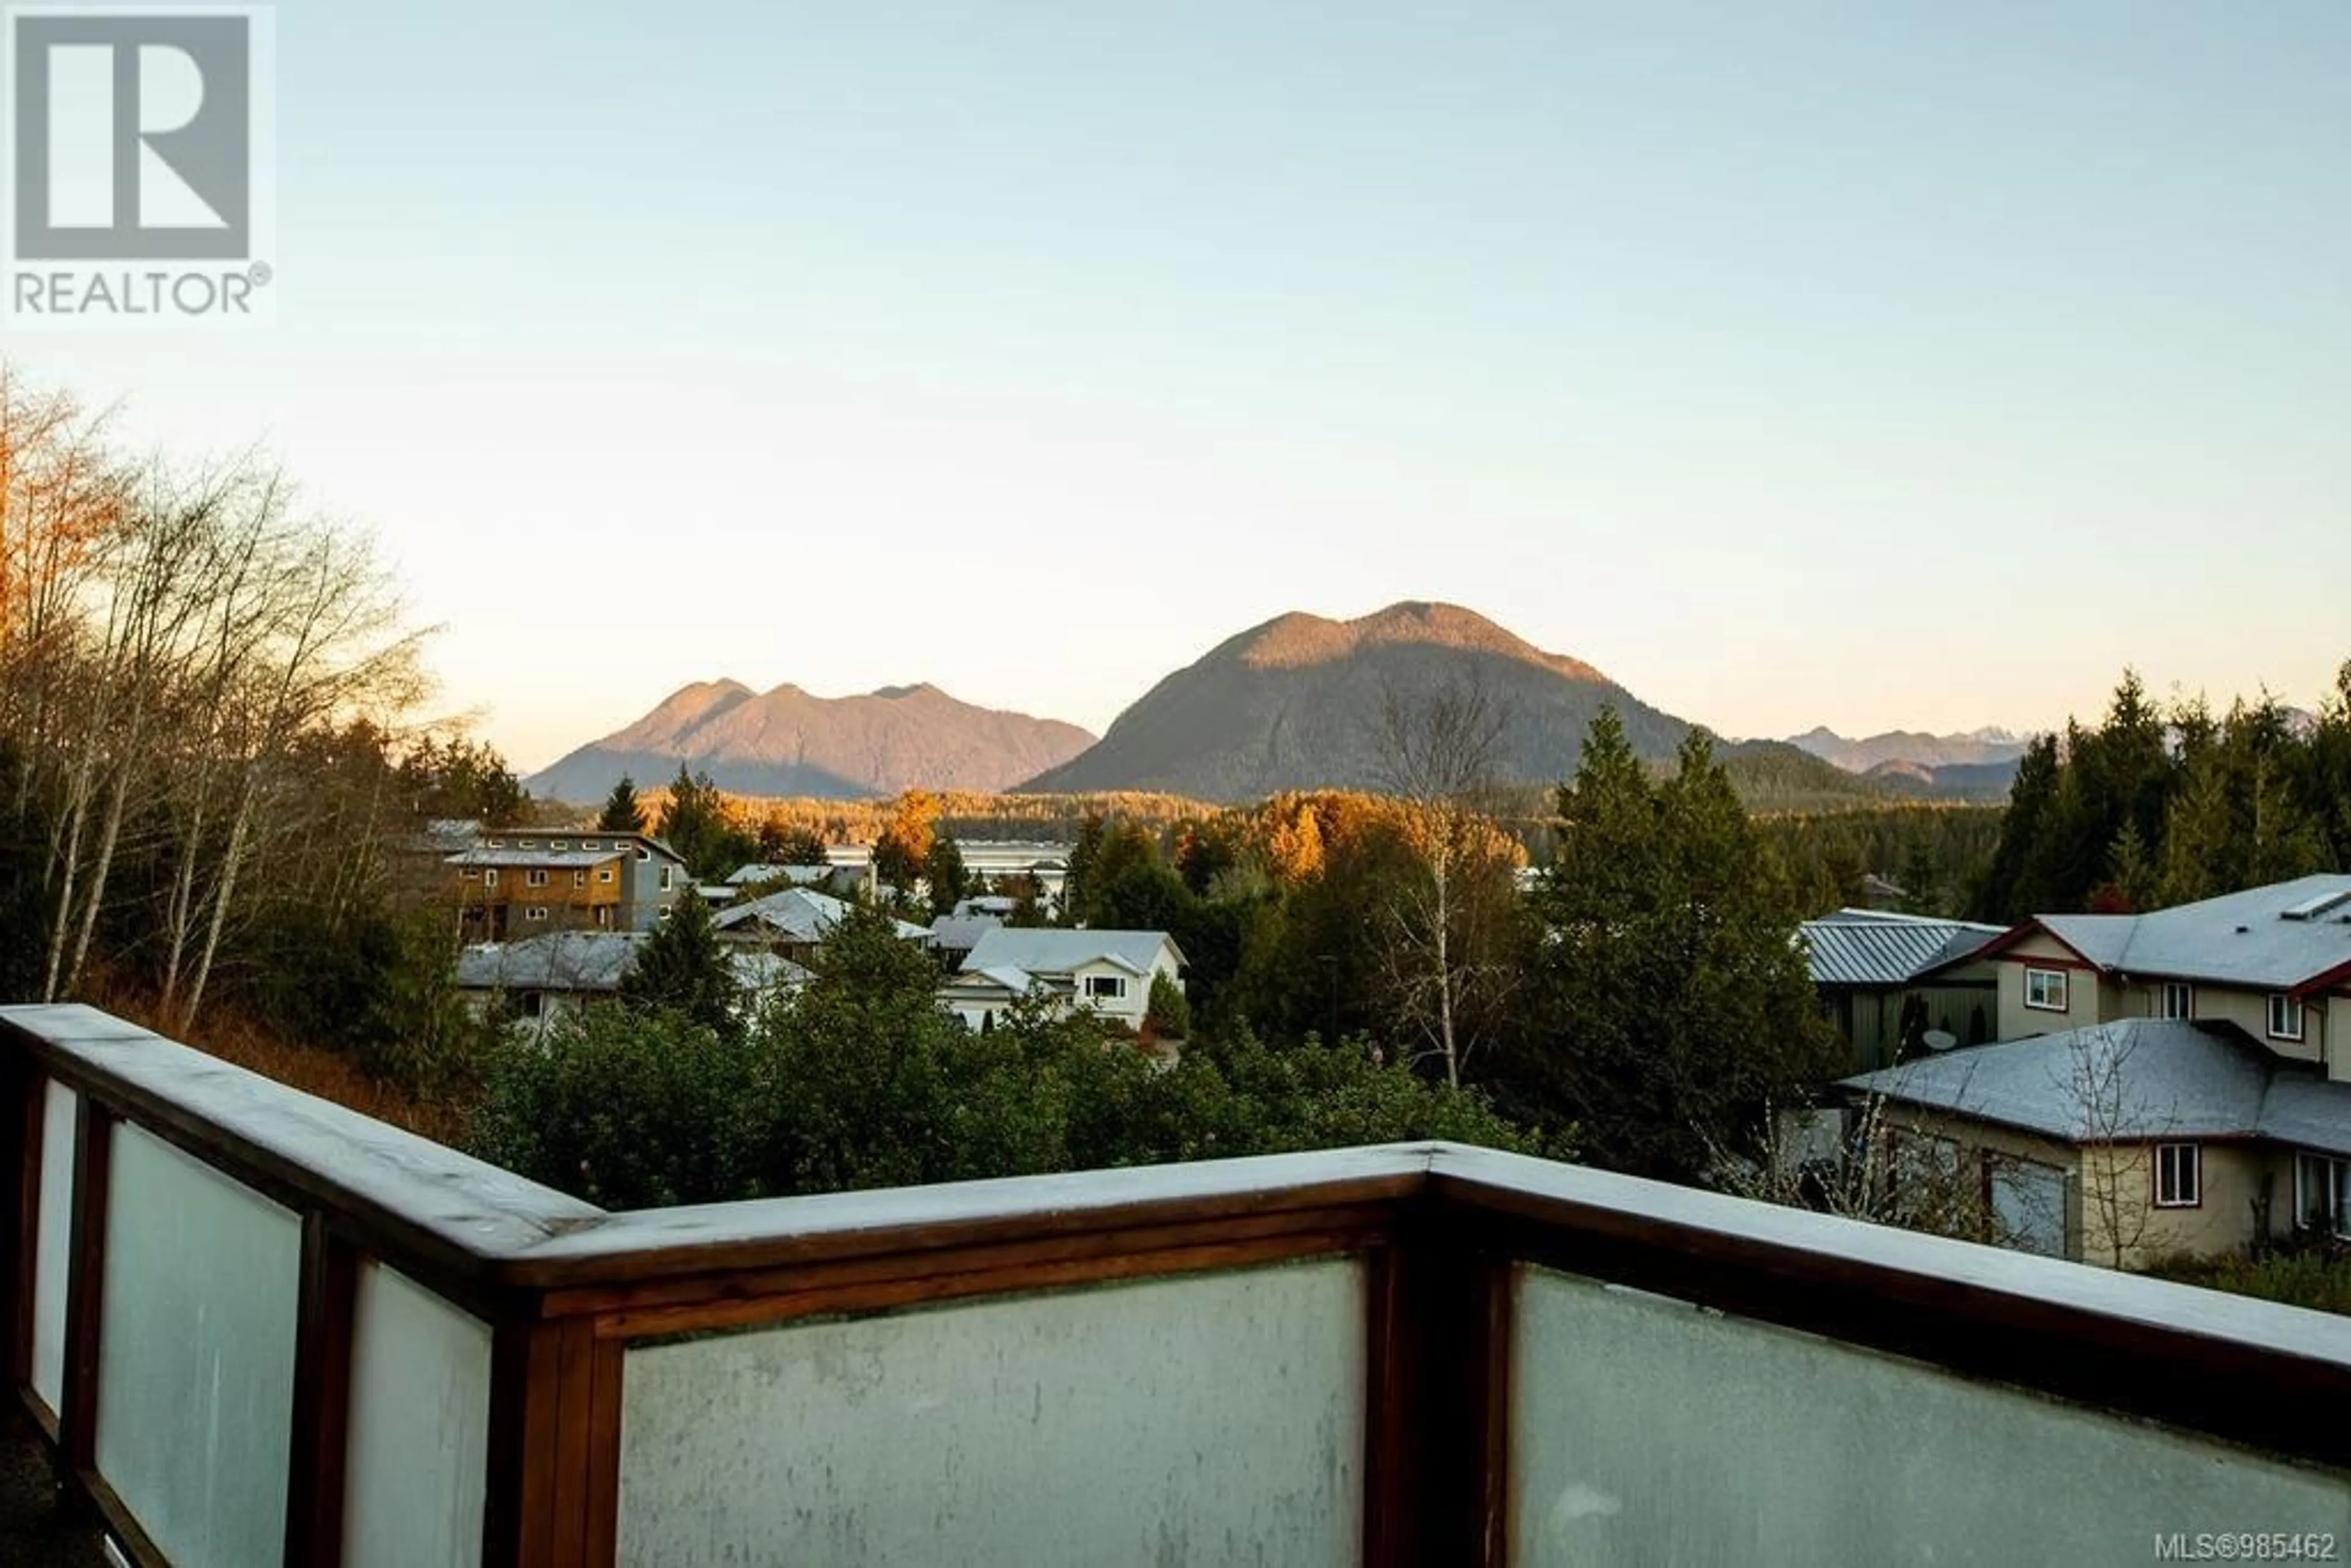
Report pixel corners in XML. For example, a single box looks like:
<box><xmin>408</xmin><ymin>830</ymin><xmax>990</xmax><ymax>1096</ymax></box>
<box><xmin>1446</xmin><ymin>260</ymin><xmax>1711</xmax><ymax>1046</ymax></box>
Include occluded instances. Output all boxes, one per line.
<box><xmin>1084</xmin><ymin>975</ymin><xmax>1127</xmax><ymax>1001</ymax></box>
<box><xmin>2158</xmin><ymin>981</ymin><xmax>2192</xmax><ymax>1021</ymax></box>
<box><xmin>660</xmin><ymin>866</ymin><xmax>674</xmax><ymax>890</ymax></box>
<box><xmin>582</xmin><ymin>839</ymin><xmax>600</xmax><ymax>850</ymax></box>
<box><xmin>524</xmin><ymin>905</ymin><xmax>549</xmax><ymax>923</ymax></box>
<box><xmin>526</xmin><ymin>869</ymin><xmax>550</xmax><ymax>888</ymax></box>
<box><xmin>2152</xmin><ymin>1142</ymin><xmax>2200</xmax><ymax>1209</ymax></box>
<box><xmin>2268</xmin><ymin>993</ymin><xmax>2306</xmax><ymax>1042</ymax></box>
<box><xmin>2023</xmin><ymin>967</ymin><xmax>2068</xmax><ymax>1012</ymax></box>
<box><xmin>485</xmin><ymin>868</ymin><xmax>500</xmax><ymax>888</ymax></box>
<box><xmin>572</xmin><ymin>869</ymin><xmax>587</xmax><ymax>888</ymax></box>
<box><xmin>597</xmin><ymin>866</ymin><xmax>615</xmax><ymax>883</ymax></box>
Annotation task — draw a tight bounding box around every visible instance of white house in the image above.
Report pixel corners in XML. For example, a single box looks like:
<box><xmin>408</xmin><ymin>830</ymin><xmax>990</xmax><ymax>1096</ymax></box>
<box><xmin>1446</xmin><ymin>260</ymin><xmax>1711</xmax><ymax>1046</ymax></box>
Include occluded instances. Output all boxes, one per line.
<box><xmin>941</xmin><ymin>928</ymin><xmax>1185</xmax><ymax>1035</ymax></box>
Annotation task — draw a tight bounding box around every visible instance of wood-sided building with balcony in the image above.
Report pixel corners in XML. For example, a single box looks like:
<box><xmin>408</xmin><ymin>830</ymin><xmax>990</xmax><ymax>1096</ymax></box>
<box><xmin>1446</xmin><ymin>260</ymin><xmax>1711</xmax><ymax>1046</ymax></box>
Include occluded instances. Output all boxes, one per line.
<box><xmin>448</xmin><ymin>829</ymin><xmax>689</xmax><ymax>941</ymax></box>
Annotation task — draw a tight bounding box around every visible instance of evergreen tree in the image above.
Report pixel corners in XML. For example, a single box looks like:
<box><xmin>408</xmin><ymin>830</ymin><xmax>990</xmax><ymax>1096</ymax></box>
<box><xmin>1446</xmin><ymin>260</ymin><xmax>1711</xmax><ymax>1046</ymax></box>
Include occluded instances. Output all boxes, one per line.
<box><xmin>598</xmin><ymin>774</ymin><xmax>647</xmax><ymax>834</ymax></box>
<box><xmin>1505</xmin><ymin>710</ymin><xmax>1843</xmax><ymax>1181</ymax></box>
<box><xmin>658</xmin><ymin>765</ymin><xmax>752</xmax><ymax>879</ymax></box>
<box><xmin>922</xmin><ymin>836</ymin><xmax>970</xmax><ymax>916</ymax></box>
<box><xmin>618</xmin><ymin>891</ymin><xmax>738</xmax><ymax>1038</ymax></box>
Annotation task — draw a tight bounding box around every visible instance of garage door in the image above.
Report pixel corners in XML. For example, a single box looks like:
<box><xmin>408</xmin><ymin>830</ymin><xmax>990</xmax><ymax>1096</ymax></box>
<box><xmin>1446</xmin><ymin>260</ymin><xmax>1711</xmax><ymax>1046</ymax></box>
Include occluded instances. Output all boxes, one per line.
<box><xmin>1990</xmin><ymin>1160</ymin><xmax>2067</xmax><ymax>1257</ymax></box>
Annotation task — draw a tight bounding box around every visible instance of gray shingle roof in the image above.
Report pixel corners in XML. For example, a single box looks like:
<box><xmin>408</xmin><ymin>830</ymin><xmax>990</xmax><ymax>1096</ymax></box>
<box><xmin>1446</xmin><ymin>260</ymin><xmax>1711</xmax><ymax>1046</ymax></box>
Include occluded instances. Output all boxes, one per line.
<box><xmin>452</xmin><ymin>932</ymin><xmax>809</xmax><ymax>994</ymax></box>
<box><xmin>1842</xmin><ymin>1019</ymin><xmax>2351</xmax><ymax>1156</ymax></box>
<box><xmin>2021</xmin><ymin>876</ymin><xmax>2351</xmax><ymax>992</ymax></box>
<box><xmin>712</xmin><ymin>888</ymin><xmax>930</xmax><ymax>943</ymax></box>
<box><xmin>1801</xmin><ymin>910</ymin><xmax>2006</xmax><ymax>988</ymax></box>
<box><xmin>960</xmin><ymin>928</ymin><xmax>1183</xmax><ymax>979</ymax></box>
<box><xmin>929</xmin><ymin>915</ymin><xmax>1003</xmax><ymax>953</ymax></box>
<box><xmin>447</xmin><ymin>848</ymin><xmax>624</xmax><ymax>870</ymax></box>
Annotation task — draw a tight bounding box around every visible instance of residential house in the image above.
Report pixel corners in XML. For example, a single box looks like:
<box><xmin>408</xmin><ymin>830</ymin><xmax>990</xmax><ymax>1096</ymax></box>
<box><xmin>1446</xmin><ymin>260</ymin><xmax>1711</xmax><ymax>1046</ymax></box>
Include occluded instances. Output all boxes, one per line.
<box><xmin>1845</xmin><ymin>1018</ymin><xmax>2351</xmax><ymax>1267</ymax></box>
<box><xmin>1971</xmin><ymin>876</ymin><xmax>2351</xmax><ymax>1073</ymax></box>
<box><xmin>928</xmin><ymin>897</ymin><xmax>1018</xmax><ymax>965</ymax></box>
<box><xmin>453</xmin><ymin>930</ymin><xmax>806</xmax><ymax>1036</ymax></box>
<box><xmin>942</xmin><ymin>928</ymin><xmax>1185</xmax><ymax>1036</ymax></box>
<box><xmin>450</xmin><ymin>828</ymin><xmax>689</xmax><ymax>939</ymax></box>
<box><xmin>1801</xmin><ymin>909</ymin><xmax>2005</xmax><ymax>1070</ymax></box>
<box><xmin>726</xmin><ymin>862</ymin><xmax>864</xmax><ymax>898</ymax></box>
<box><xmin>711</xmin><ymin>887</ymin><xmax>932</xmax><ymax>967</ymax></box>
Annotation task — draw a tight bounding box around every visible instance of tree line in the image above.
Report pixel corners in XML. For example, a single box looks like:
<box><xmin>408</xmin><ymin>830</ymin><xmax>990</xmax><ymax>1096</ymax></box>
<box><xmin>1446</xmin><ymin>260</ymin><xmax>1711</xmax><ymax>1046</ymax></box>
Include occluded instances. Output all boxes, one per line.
<box><xmin>1973</xmin><ymin>666</ymin><xmax>2351</xmax><ymax>920</ymax></box>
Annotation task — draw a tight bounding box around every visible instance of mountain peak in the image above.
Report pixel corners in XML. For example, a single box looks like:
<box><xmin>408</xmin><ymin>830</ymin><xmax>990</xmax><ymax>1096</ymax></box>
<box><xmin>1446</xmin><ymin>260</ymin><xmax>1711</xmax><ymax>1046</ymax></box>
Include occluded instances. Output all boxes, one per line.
<box><xmin>1024</xmin><ymin>602</ymin><xmax>1667</xmax><ymax>800</ymax></box>
<box><xmin>1227</xmin><ymin>601</ymin><xmax>1608</xmax><ymax>684</ymax></box>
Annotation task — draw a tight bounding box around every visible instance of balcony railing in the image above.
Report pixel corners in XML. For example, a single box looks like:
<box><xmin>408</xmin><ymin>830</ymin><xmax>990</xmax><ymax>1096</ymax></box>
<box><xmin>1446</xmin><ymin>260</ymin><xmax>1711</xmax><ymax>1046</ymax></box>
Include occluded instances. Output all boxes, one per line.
<box><xmin>4</xmin><ymin>1000</ymin><xmax>2349</xmax><ymax>1566</ymax></box>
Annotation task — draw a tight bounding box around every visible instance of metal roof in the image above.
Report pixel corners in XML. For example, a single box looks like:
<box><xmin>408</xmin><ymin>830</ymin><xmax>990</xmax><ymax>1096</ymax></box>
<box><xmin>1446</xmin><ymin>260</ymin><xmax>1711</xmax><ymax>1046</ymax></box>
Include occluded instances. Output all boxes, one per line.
<box><xmin>1843</xmin><ymin>1019</ymin><xmax>2351</xmax><ymax>1157</ymax></box>
<box><xmin>1801</xmin><ymin>911</ymin><xmax>2005</xmax><ymax>988</ymax></box>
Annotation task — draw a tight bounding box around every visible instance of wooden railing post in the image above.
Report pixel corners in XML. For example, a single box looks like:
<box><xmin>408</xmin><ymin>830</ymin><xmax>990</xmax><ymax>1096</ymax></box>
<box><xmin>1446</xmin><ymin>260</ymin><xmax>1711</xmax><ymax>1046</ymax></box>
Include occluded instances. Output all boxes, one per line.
<box><xmin>2</xmin><ymin>1061</ymin><xmax>39</xmax><ymax>1397</ymax></box>
<box><xmin>283</xmin><ymin>1213</ymin><xmax>358</xmax><ymax>1568</ymax></box>
<box><xmin>1364</xmin><ymin>1209</ymin><xmax>1513</xmax><ymax>1567</ymax></box>
<box><xmin>484</xmin><ymin>1315</ymin><xmax>620</xmax><ymax>1568</ymax></box>
<box><xmin>56</xmin><ymin>1097</ymin><xmax>111</xmax><ymax>1477</ymax></box>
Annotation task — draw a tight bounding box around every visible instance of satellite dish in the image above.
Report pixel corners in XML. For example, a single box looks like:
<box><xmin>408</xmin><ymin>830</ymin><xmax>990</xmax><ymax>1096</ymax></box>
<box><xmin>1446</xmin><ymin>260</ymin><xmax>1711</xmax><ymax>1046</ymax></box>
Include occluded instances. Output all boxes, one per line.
<box><xmin>1922</xmin><ymin>1029</ymin><xmax>1957</xmax><ymax>1053</ymax></box>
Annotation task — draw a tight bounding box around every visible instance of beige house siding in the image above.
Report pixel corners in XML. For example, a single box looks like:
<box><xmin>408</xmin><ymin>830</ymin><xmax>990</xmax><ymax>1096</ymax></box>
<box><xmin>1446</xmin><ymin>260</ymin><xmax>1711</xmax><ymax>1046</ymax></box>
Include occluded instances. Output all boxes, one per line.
<box><xmin>2077</xmin><ymin>1141</ymin><xmax>2276</xmax><ymax>1270</ymax></box>
<box><xmin>1993</xmin><ymin>932</ymin><xmax>2111</xmax><ymax>1039</ymax></box>
<box><xmin>2125</xmin><ymin>983</ymin><xmax>2328</xmax><ymax>1069</ymax></box>
<box><xmin>1872</xmin><ymin>1105</ymin><xmax>2284</xmax><ymax>1269</ymax></box>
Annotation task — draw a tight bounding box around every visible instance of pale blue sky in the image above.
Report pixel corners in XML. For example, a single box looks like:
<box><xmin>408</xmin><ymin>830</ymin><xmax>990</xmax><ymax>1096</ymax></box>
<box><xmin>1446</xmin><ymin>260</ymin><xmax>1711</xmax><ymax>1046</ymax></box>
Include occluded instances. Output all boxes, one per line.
<box><xmin>18</xmin><ymin>2</ymin><xmax>2350</xmax><ymax>770</ymax></box>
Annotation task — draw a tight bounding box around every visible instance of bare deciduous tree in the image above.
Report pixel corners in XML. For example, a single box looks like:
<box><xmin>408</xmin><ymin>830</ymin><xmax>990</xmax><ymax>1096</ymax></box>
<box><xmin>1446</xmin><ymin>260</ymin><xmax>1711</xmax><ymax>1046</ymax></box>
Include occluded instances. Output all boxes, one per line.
<box><xmin>1370</xmin><ymin>670</ymin><xmax>1520</xmax><ymax>1087</ymax></box>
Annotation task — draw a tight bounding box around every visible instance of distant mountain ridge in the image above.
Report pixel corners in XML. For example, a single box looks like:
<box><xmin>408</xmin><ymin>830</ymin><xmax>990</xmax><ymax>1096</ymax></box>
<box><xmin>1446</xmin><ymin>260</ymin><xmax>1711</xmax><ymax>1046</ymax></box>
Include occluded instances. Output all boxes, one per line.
<box><xmin>1786</xmin><ymin>725</ymin><xmax>2030</xmax><ymax>774</ymax></box>
<box><xmin>528</xmin><ymin>681</ymin><xmax>1095</xmax><ymax>802</ymax></box>
<box><xmin>1021</xmin><ymin>601</ymin><xmax>1692</xmax><ymax>800</ymax></box>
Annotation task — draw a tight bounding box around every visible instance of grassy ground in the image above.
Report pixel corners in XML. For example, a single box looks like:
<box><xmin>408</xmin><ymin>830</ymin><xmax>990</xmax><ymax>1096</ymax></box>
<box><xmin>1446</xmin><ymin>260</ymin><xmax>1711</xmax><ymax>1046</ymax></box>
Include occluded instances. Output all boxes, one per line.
<box><xmin>2148</xmin><ymin>1248</ymin><xmax>2351</xmax><ymax>1316</ymax></box>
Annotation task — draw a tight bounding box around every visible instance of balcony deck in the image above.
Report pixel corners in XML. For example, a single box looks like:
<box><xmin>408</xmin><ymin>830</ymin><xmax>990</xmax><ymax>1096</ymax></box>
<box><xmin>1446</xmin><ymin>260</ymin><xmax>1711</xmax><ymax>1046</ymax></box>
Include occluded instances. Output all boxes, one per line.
<box><xmin>0</xmin><ymin>1404</ymin><xmax>102</xmax><ymax>1567</ymax></box>
<box><xmin>1</xmin><ymin>1000</ymin><xmax>2347</xmax><ymax>1567</ymax></box>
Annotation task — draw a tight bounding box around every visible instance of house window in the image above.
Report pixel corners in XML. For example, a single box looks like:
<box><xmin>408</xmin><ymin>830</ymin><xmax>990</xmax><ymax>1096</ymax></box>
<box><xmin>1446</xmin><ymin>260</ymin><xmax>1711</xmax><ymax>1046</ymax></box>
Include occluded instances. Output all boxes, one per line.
<box><xmin>594</xmin><ymin>906</ymin><xmax>611</xmax><ymax>928</ymax></box>
<box><xmin>526</xmin><ymin>869</ymin><xmax>550</xmax><ymax>888</ymax></box>
<box><xmin>519</xmin><ymin>991</ymin><xmax>544</xmax><ymax>1019</ymax></box>
<box><xmin>572</xmin><ymin>869</ymin><xmax>587</xmax><ymax>888</ymax></box>
<box><xmin>2023</xmin><ymin>967</ymin><xmax>2068</xmax><ymax>1012</ymax></box>
<box><xmin>460</xmin><ymin>868</ymin><xmax>481</xmax><ymax>881</ymax></box>
<box><xmin>486</xmin><ymin>838</ymin><xmax>506</xmax><ymax>848</ymax></box>
<box><xmin>2269</xmin><ymin>994</ymin><xmax>2306</xmax><ymax>1042</ymax></box>
<box><xmin>519</xmin><ymin>840</ymin><xmax>538</xmax><ymax>850</ymax></box>
<box><xmin>1085</xmin><ymin>975</ymin><xmax>1127</xmax><ymax>1000</ymax></box>
<box><xmin>2295</xmin><ymin>1152</ymin><xmax>2351</xmax><ymax>1237</ymax></box>
<box><xmin>2159</xmin><ymin>982</ymin><xmax>2192</xmax><ymax>1021</ymax></box>
<box><xmin>598</xmin><ymin>867</ymin><xmax>615</xmax><ymax>883</ymax></box>
<box><xmin>2153</xmin><ymin>1142</ymin><xmax>2200</xmax><ymax>1208</ymax></box>
<box><xmin>484</xmin><ymin>868</ymin><xmax>500</xmax><ymax>888</ymax></box>
<box><xmin>582</xmin><ymin>840</ymin><xmax>600</xmax><ymax>850</ymax></box>
<box><xmin>637</xmin><ymin>846</ymin><xmax>651</xmax><ymax>861</ymax></box>
<box><xmin>525</xmin><ymin>906</ymin><xmax>549</xmax><ymax>922</ymax></box>
<box><xmin>660</xmin><ymin>866</ymin><xmax>675</xmax><ymax>890</ymax></box>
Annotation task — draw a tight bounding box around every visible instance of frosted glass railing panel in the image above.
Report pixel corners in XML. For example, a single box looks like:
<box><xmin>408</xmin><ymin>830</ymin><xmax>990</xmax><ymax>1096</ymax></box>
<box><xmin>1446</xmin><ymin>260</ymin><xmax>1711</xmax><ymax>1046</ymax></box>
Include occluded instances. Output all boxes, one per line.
<box><xmin>343</xmin><ymin>1261</ymin><xmax>493</xmax><ymax>1568</ymax></box>
<box><xmin>620</xmin><ymin>1258</ymin><xmax>1367</xmax><ymax>1567</ymax></box>
<box><xmin>1512</xmin><ymin>1266</ymin><xmax>2351</xmax><ymax>1566</ymax></box>
<box><xmin>96</xmin><ymin>1124</ymin><xmax>301</xmax><ymax>1568</ymax></box>
<box><xmin>29</xmin><ymin>1079</ymin><xmax>77</xmax><ymax>1413</ymax></box>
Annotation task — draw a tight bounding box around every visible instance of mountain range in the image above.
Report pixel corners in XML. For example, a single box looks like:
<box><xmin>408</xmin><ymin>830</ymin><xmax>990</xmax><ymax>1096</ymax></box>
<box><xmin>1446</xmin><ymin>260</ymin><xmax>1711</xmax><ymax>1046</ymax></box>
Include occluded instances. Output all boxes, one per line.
<box><xmin>526</xmin><ymin>680</ymin><xmax>1094</xmax><ymax>802</ymax></box>
<box><xmin>528</xmin><ymin>602</ymin><xmax>2025</xmax><ymax>806</ymax></box>
<box><xmin>1784</xmin><ymin>726</ymin><xmax>2030</xmax><ymax>775</ymax></box>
